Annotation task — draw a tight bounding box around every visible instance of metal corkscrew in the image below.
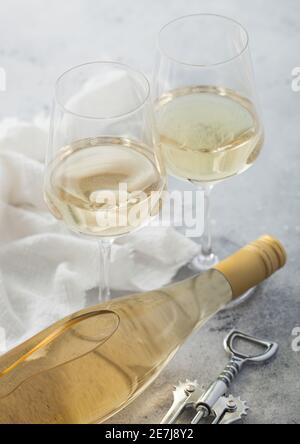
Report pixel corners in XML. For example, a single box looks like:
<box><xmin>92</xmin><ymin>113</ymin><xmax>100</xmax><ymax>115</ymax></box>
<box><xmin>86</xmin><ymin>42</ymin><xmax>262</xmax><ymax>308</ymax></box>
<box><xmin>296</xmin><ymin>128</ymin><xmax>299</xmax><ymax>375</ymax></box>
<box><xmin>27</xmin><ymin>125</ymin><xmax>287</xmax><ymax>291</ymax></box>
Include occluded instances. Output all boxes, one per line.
<box><xmin>161</xmin><ymin>330</ymin><xmax>278</xmax><ymax>425</ymax></box>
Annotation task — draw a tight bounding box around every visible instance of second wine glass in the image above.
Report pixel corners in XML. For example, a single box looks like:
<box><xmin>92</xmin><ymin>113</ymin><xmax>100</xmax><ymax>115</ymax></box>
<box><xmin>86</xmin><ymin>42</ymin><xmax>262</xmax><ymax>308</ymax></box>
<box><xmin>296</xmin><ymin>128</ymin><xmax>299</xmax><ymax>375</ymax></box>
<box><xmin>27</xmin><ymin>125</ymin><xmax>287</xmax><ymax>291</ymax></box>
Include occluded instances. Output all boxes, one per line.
<box><xmin>44</xmin><ymin>62</ymin><xmax>166</xmax><ymax>301</ymax></box>
<box><xmin>154</xmin><ymin>14</ymin><xmax>264</xmax><ymax>270</ymax></box>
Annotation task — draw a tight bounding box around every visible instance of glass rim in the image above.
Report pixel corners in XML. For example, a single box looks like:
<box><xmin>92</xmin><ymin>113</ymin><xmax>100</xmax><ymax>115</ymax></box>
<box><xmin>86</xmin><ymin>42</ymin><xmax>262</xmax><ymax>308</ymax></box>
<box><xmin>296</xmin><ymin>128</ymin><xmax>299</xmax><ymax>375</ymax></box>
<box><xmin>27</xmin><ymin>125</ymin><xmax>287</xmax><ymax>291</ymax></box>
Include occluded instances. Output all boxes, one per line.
<box><xmin>54</xmin><ymin>61</ymin><xmax>151</xmax><ymax>120</ymax></box>
<box><xmin>158</xmin><ymin>13</ymin><xmax>250</xmax><ymax>68</ymax></box>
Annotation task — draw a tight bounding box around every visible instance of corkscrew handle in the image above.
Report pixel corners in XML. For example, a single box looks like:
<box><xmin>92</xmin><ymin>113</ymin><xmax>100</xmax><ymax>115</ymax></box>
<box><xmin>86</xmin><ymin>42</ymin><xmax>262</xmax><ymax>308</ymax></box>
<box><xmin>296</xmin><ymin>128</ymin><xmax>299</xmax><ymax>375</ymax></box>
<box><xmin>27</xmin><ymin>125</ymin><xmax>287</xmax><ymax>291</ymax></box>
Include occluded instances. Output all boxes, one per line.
<box><xmin>191</xmin><ymin>330</ymin><xmax>278</xmax><ymax>424</ymax></box>
<box><xmin>223</xmin><ymin>330</ymin><xmax>279</xmax><ymax>365</ymax></box>
<box><xmin>216</xmin><ymin>330</ymin><xmax>279</xmax><ymax>390</ymax></box>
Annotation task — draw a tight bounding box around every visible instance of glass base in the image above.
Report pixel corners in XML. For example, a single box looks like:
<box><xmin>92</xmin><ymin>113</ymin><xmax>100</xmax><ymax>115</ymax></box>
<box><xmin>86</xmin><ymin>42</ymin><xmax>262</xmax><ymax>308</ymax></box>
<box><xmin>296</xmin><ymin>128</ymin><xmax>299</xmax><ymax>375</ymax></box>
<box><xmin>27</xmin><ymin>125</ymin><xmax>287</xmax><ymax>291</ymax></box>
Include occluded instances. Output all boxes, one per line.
<box><xmin>223</xmin><ymin>286</ymin><xmax>257</xmax><ymax>310</ymax></box>
<box><xmin>190</xmin><ymin>251</ymin><xmax>219</xmax><ymax>271</ymax></box>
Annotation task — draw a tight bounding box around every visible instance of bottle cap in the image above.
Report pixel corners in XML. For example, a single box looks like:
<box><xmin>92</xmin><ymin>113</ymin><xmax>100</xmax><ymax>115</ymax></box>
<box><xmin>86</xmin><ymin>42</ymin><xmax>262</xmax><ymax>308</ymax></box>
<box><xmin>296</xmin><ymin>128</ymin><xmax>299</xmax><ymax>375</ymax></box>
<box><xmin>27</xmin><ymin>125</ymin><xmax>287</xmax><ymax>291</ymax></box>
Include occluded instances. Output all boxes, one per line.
<box><xmin>214</xmin><ymin>235</ymin><xmax>287</xmax><ymax>299</ymax></box>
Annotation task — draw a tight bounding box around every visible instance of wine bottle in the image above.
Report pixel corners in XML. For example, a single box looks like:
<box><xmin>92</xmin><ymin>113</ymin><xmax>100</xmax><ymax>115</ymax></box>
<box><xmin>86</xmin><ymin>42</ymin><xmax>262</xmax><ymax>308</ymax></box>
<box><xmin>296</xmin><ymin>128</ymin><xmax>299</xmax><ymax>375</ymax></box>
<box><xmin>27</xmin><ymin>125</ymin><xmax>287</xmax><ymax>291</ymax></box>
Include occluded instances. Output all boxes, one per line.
<box><xmin>0</xmin><ymin>235</ymin><xmax>286</xmax><ymax>424</ymax></box>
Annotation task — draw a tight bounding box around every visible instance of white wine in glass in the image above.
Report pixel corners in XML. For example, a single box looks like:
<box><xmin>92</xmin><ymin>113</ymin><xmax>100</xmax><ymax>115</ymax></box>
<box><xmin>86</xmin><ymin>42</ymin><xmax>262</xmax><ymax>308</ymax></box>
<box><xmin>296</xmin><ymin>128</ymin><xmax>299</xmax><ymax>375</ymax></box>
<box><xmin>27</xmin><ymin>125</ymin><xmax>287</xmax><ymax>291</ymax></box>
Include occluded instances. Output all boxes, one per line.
<box><xmin>154</xmin><ymin>15</ymin><xmax>264</xmax><ymax>293</ymax></box>
<box><xmin>45</xmin><ymin>137</ymin><xmax>164</xmax><ymax>238</ymax></box>
<box><xmin>45</xmin><ymin>62</ymin><xmax>166</xmax><ymax>301</ymax></box>
<box><xmin>157</xmin><ymin>86</ymin><xmax>263</xmax><ymax>183</ymax></box>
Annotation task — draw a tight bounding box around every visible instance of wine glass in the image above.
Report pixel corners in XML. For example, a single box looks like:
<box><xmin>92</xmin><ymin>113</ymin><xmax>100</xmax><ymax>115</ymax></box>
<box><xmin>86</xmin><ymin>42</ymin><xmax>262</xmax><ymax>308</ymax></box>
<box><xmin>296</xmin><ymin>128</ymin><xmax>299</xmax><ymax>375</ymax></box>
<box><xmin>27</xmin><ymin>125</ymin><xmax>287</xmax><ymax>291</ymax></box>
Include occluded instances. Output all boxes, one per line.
<box><xmin>44</xmin><ymin>62</ymin><xmax>166</xmax><ymax>301</ymax></box>
<box><xmin>154</xmin><ymin>14</ymin><xmax>264</xmax><ymax>273</ymax></box>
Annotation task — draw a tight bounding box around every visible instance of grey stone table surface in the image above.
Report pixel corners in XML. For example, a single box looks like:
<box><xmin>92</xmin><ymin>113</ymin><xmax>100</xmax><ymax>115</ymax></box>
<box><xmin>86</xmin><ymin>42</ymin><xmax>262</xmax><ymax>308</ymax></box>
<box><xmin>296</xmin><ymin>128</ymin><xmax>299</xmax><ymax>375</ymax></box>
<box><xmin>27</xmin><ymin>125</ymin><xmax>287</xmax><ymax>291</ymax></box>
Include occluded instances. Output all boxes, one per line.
<box><xmin>0</xmin><ymin>0</ymin><xmax>299</xmax><ymax>425</ymax></box>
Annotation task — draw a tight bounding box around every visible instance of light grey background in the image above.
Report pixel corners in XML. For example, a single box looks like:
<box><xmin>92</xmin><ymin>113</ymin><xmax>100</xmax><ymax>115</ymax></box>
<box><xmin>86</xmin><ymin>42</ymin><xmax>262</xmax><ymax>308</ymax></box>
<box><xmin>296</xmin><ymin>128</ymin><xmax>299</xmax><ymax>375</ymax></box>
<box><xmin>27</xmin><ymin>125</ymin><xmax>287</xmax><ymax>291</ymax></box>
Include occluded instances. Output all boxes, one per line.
<box><xmin>0</xmin><ymin>0</ymin><xmax>299</xmax><ymax>424</ymax></box>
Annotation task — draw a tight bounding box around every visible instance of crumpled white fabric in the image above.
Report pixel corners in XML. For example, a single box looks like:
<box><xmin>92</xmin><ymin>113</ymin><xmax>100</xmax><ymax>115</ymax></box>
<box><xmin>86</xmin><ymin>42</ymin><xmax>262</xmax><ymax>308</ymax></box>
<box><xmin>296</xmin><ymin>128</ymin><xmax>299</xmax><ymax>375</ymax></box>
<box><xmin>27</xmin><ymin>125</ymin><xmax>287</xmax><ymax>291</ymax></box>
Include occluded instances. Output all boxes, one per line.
<box><xmin>0</xmin><ymin>117</ymin><xmax>200</xmax><ymax>351</ymax></box>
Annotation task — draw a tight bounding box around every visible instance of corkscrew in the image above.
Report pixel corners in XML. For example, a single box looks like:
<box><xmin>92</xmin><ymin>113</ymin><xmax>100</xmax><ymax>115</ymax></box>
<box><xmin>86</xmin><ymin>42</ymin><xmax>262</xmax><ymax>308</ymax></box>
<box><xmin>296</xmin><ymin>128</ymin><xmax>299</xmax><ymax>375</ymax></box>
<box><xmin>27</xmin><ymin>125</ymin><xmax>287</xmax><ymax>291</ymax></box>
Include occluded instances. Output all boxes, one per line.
<box><xmin>161</xmin><ymin>330</ymin><xmax>278</xmax><ymax>425</ymax></box>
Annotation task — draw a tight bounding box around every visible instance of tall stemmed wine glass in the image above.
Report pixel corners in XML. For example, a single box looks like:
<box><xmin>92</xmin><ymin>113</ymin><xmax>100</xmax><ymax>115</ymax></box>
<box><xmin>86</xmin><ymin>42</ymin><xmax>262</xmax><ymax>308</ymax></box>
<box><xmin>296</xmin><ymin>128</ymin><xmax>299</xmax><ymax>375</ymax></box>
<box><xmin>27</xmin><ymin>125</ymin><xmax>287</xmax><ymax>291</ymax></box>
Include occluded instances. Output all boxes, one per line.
<box><xmin>45</xmin><ymin>62</ymin><xmax>166</xmax><ymax>301</ymax></box>
<box><xmin>154</xmin><ymin>14</ymin><xmax>264</xmax><ymax>272</ymax></box>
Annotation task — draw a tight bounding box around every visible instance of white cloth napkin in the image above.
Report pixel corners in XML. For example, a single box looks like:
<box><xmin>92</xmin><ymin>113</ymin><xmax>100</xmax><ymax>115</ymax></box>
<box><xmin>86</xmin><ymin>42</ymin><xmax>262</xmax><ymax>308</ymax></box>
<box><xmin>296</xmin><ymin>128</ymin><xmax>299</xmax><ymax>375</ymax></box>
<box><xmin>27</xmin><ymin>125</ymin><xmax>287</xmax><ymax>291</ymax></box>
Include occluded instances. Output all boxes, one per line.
<box><xmin>0</xmin><ymin>117</ymin><xmax>199</xmax><ymax>351</ymax></box>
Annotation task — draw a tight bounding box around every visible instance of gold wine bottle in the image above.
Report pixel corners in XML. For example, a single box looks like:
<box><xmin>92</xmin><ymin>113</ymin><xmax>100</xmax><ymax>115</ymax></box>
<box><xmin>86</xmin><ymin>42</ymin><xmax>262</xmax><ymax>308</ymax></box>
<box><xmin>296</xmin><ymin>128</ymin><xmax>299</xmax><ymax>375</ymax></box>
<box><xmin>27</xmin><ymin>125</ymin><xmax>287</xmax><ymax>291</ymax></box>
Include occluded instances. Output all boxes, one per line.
<box><xmin>0</xmin><ymin>235</ymin><xmax>286</xmax><ymax>424</ymax></box>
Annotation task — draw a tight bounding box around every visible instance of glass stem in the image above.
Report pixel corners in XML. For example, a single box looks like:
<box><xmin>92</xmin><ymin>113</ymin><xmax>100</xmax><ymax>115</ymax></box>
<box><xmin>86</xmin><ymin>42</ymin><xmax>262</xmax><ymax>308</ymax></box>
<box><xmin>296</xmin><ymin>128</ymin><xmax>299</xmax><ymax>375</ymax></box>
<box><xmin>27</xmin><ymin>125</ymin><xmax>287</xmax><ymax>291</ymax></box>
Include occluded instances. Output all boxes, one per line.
<box><xmin>201</xmin><ymin>184</ymin><xmax>214</xmax><ymax>258</ymax></box>
<box><xmin>98</xmin><ymin>239</ymin><xmax>113</xmax><ymax>302</ymax></box>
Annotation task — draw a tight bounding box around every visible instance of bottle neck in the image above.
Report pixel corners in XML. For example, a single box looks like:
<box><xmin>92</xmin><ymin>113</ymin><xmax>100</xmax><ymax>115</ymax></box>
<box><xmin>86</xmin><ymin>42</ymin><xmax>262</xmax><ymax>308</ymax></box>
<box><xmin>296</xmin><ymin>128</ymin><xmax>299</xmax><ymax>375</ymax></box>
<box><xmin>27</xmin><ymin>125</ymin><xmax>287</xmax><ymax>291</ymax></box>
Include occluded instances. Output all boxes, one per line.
<box><xmin>214</xmin><ymin>235</ymin><xmax>287</xmax><ymax>299</ymax></box>
<box><xmin>166</xmin><ymin>269</ymin><xmax>233</xmax><ymax>329</ymax></box>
